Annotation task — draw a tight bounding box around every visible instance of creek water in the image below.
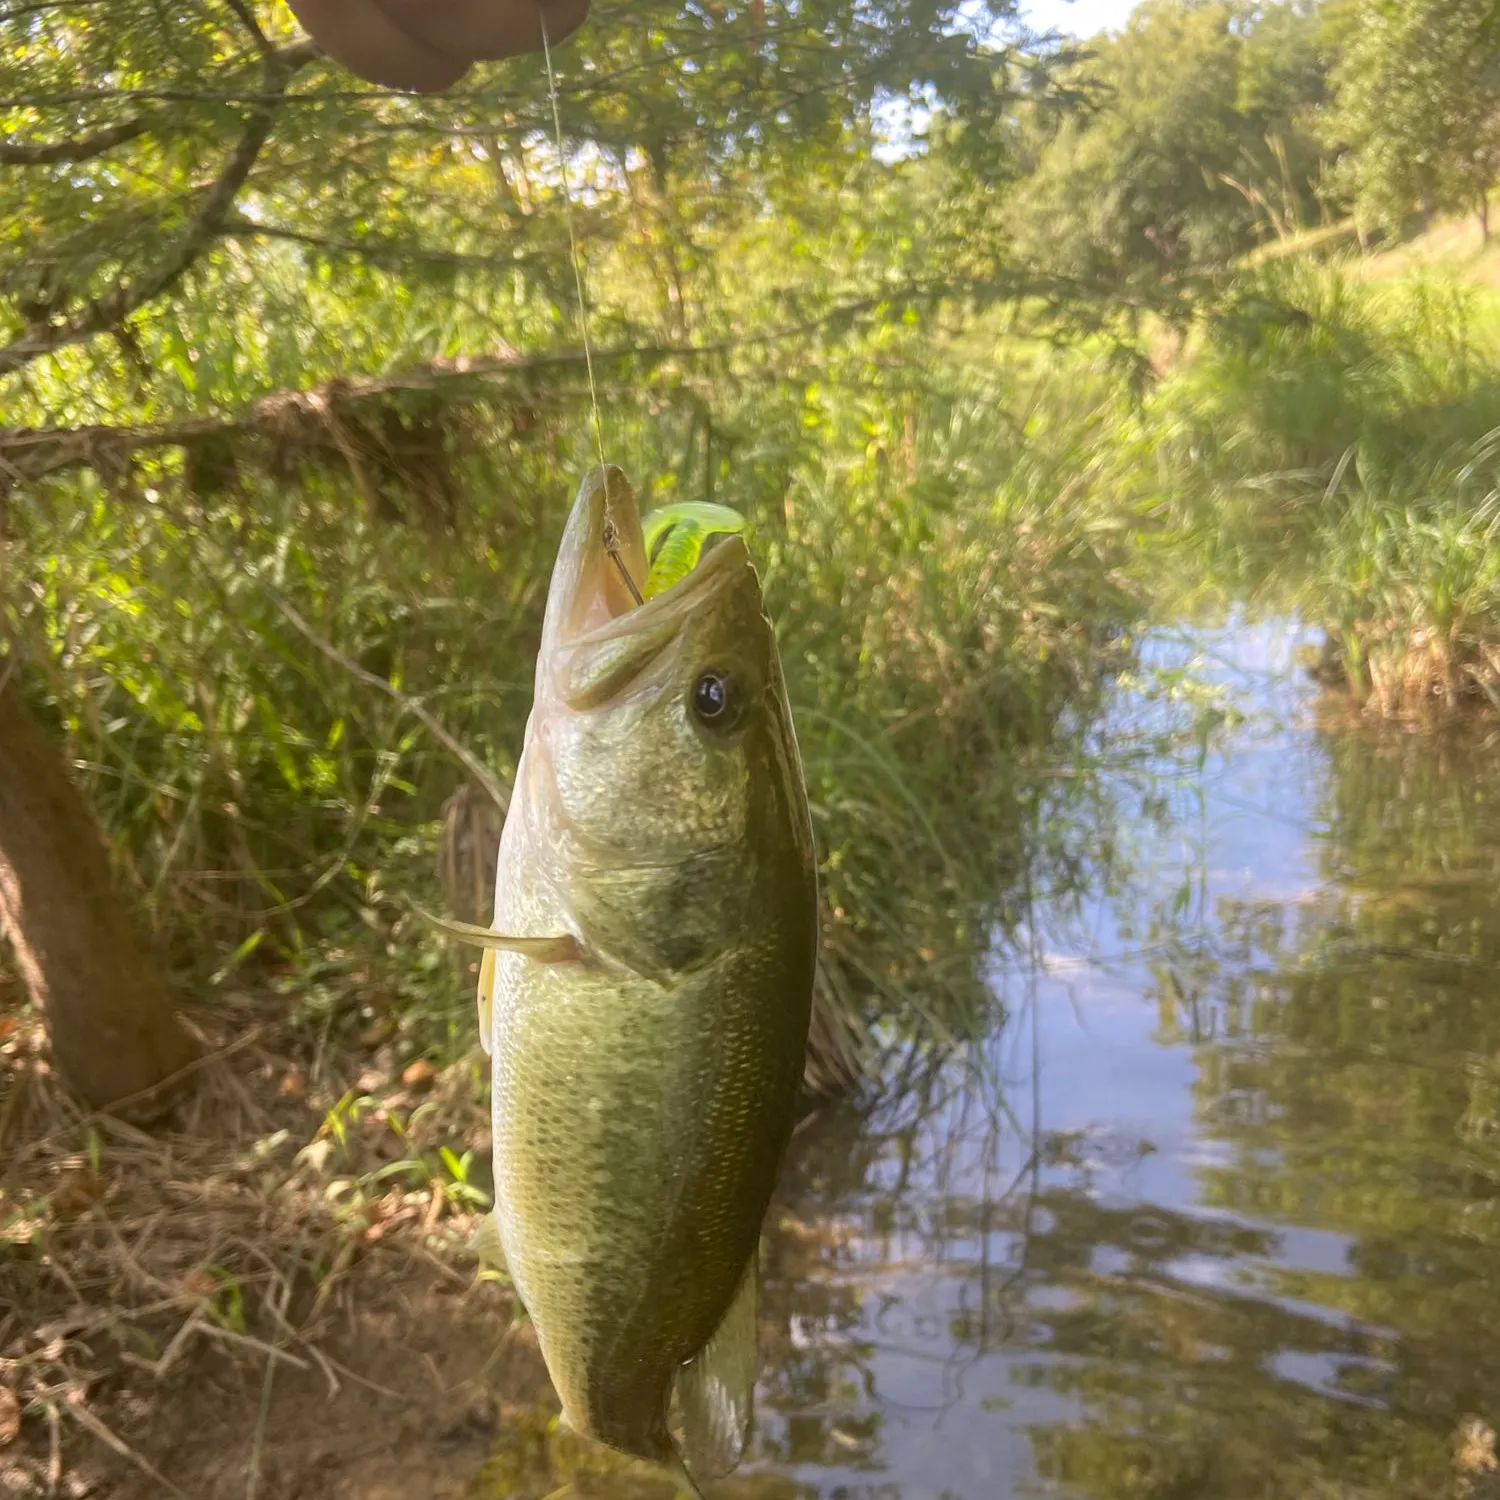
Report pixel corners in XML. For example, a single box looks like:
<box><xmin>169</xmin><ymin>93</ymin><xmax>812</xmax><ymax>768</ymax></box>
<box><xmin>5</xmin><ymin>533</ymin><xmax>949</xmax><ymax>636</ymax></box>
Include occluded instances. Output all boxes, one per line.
<box><xmin>746</xmin><ymin>616</ymin><xmax>1500</xmax><ymax>1500</ymax></box>
<box><xmin>479</xmin><ymin>616</ymin><xmax>1500</xmax><ymax>1500</ymax></box>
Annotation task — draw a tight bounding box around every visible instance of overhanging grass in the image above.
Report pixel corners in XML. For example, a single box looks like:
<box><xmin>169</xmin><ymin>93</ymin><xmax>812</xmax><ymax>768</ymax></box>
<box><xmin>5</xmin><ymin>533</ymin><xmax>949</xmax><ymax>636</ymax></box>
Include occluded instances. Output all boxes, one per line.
<box><xmin>1307</xmin><ymin>445</ymin><xmax>1500</xmax><ymax>716</ymax></box>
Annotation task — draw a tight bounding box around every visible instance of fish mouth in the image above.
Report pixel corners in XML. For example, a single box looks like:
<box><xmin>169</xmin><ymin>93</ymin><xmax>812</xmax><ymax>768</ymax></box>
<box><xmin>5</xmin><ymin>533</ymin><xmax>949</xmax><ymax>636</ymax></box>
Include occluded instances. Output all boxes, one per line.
<box><xmin>541</xmin><ymin>465</ymin><xmax>749</xmax><ymax>657</ymax></box>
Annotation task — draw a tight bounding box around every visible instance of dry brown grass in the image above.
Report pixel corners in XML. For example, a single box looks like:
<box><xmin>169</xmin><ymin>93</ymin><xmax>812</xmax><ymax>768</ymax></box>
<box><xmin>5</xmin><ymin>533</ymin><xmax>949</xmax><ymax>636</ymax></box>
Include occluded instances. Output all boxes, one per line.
<box><xmin>0</xmin><ymin>987</ymin><xmax>529</xmax><ymax>1498</ymax></box>
<box><xmin>1362</xmin><ymin>630</ymin><xmax>1500</xmax><ymax>720</ymax></box>
<box><xmin>0</xmin><ymin>960</ymin><xmax>864</xmax><ymax>1497</ymax></box>
<box><xmin>1313</xmin><ymin>621</ymin><xmax>1500</xmax><ymax>723</ymax></box>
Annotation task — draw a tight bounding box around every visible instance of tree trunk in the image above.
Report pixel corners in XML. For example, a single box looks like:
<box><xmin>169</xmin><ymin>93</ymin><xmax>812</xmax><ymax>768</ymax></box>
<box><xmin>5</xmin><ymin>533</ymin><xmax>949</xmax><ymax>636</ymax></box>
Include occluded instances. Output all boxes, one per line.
<box><xmin>0</xmin><ymin>667</ymin><xmax>196</xmax><ymax>1116</ymax></box>
<box><xmin>1480</xmin><ymin>195</ymin><xmax>1491</xmax><ymax>245</ymax></box>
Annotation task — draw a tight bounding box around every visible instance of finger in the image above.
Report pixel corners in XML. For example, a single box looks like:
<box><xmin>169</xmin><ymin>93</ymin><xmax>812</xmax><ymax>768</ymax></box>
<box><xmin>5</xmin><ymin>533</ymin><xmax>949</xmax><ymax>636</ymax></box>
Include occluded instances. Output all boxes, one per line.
<box><xmin>373</xmin><ymin>0</ymin><xmax>591</xmax><ymax>61</ymax></box>
<box><xmin>284</xmin><ymin>0</ymin><xmax>472</xmax><ymax>91</ymax></box>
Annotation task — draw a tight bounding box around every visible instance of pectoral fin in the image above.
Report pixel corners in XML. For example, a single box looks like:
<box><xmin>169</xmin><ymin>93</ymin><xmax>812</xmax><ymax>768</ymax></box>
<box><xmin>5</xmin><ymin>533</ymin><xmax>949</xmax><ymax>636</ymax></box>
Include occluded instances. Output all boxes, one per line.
<box><xmin>413</xmin><ymin>905</ymin><xmax>577</xmax><ymax>1053</ymax></box>
<box><xmin>670</xmin><ymin>1252</ymin><xmax>758</xmax><ymax>1483</ymax></box>
<box><xmin>411</xmin><ymin>905</ymin><xmax>582</xmax><ymax>963</ymax></box>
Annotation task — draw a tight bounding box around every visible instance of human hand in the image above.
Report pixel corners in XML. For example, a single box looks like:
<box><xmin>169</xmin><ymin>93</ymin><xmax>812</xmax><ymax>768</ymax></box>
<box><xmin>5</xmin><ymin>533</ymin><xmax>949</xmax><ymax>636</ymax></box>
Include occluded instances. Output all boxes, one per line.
<box><xmin>284</xmin><ymin>0</ymin><xmax>591</xmax><ymax>92</ymax></box>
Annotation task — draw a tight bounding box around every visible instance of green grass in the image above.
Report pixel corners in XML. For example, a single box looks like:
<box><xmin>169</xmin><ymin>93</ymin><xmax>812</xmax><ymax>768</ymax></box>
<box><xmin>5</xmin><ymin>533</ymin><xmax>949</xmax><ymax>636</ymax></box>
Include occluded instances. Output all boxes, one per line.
<box><xmin>4</xmin><ymin>352</ymin><xmax>1143</xmax><ymax>1086</ymax></box>
<box><xmin>1356</xmin><ymin>207</ymin><xmax>1500</xmax><ymax>290</ymax></box>
<box><xmin>1306</xmin><ymin>446</ymin><xmax>1500</xmax><ymax>715</ymax></box>
<box><xmin>1158</xmin><ymin>259</ymin><xmax>1500</xmax><ymax>474</ymax></box>
<box><xmin>1129</xmin><ymin>260</ymin><xmax>1500</xmax><ymax>717</ymax></box>
<box><xmin>14</xmin><ymin>242</ymin><xmax>1500</xmax><ymax>1101</ymax></box>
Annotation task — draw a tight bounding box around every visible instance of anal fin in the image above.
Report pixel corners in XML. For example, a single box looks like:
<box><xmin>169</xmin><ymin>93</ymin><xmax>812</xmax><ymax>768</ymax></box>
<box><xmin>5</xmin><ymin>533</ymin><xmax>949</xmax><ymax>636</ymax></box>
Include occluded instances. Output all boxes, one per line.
<box><xmin>468</xmin><ymin>1212</ymin><xmax>509</xmax><ymax>1278</ymax></box>
<box><xmin>670</xmin><ymin>1252</ymin><xmax>758</xmax><ymax>1484</ymax></box>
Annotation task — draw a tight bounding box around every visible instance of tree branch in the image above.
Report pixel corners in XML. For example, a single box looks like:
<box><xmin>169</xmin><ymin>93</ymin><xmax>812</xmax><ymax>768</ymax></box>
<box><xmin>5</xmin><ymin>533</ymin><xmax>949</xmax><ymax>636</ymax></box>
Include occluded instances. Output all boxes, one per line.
<box><xmin>0</xmin><ymin>0</ymin><xmax>105</xmax><ymax>20</ymax></box>
<box><xmin>0</xmin><ymin>347</ymin><xmax>578</xmax><ymax>490</ymax></box>
<box><xmin>0</xmin><ymin>40</ymin><xmax>319</xmax><ymax>380</ymax></box>
<box><xmin>0</xmin><ymin>347</ymin><xmax>557</xmax><ymax>489</ymax></box>
<box><xmin>221</xmin><ymin>215</ymin><xmax>554</xmax><ymax>273</ymax></box>
<box><xmin>0</xmin><ymin>116</ymin><xmax>151</xmax><ymax>166</ymax></box>
<box><xmin>0</xmin><ymin>272</ymin><xmax>1119</xmax><ymax>493</ymax></box>
<box><xmin>219</xmin><ymin>0</ymin><xmax>276</xmax><ymax>60</ymax></box>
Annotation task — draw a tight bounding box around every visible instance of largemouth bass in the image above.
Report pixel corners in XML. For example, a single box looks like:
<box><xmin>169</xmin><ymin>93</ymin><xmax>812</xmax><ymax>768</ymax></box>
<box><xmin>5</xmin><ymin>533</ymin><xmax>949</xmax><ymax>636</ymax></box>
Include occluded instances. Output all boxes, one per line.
<box><xmin>459</xmin><ymin>465</ymin><xmax>817</xmax><ymax>1489</ymax></box>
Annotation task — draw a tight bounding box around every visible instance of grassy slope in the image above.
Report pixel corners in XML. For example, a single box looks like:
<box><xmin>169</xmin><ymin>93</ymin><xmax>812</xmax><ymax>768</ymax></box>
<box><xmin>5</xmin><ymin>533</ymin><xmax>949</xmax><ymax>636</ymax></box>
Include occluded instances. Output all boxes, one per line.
<box><xmin>1244</xmin><ymin>200</ymin><xmax>1500</xmax><ymax>284</ymax></box>
<box><xmin>1357</xmin><ymin>209</ymin><xmax>1500</xmax><ymax>288</ymax></box>
<box><xmin>1145</xmin><ymin>211</ymin><xmax>1500</xmax><ymax>719</ymax></box>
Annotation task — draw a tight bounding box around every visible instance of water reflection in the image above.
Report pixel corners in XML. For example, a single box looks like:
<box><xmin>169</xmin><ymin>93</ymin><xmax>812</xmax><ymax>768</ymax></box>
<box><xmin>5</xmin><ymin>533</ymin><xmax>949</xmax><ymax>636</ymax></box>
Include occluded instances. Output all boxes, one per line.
<box><xmin>748</xmin><ymin>618</ymin><xmax>1500</xmax><ymax>1500</ymax></box>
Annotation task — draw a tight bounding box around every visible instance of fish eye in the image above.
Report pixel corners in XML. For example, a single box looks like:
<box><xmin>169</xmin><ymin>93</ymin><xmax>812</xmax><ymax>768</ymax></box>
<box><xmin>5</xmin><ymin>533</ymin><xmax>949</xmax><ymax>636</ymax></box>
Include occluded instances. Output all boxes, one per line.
<box><xmin>691</xmin><ymin>670</ymin><xmax>735</xmax><ymax>728</ymax></box>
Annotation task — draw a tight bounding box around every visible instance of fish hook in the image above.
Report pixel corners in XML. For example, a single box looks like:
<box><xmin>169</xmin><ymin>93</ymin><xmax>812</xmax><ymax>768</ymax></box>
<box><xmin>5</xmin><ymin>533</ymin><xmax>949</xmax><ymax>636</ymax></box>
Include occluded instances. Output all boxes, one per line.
<box><xmin>601</xmin><ymin>514</ymin><xmax>645</xmax><ymax>605</ymax></box>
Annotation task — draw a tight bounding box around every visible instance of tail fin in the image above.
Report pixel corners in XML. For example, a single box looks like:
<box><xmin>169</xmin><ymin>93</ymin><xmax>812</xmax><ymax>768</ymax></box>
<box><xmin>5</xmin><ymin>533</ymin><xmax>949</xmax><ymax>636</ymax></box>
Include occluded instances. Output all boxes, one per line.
<box><xmin>669</xmin><ymin>1254</ymin><xmax>758</xmax><ymax>1493</ymax></box>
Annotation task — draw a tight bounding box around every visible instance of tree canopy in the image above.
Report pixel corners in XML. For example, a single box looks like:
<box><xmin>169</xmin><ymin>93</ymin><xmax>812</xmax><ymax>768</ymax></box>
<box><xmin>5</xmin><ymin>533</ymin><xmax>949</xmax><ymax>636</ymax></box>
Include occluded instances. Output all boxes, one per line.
<box><xmin>1007</xmin><ymin>1</ymin><xmax>1335</xmax><ymax>298</ymax></box>
<box><xmin>0</xmin><ymin>0</ymin><xmax>1034</xmax><ymax>439</ymax></box>
<box><xmin>1324</xmin><ymin>0</ymin><xmax>1500</xmax><ymax>236</ymax></box>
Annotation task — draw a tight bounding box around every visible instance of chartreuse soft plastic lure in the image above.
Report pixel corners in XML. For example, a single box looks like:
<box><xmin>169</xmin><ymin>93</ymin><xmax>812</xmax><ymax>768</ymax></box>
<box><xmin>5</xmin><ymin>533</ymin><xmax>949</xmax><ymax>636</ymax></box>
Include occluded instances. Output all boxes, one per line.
<box><xmin>640</xmin><ymin>502</ymin><xmax>748</xmax><ymax>600</ymax></box>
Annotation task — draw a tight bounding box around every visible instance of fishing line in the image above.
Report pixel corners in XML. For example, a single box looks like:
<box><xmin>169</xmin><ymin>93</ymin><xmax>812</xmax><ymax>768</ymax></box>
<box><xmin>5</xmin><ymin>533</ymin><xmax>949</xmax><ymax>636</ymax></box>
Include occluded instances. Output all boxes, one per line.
<box><xmin>539</xmin><ymin>12</ymin><xmax>608</xmax><ymax>480</ymax></box>
<box><xmin>539</xmin><ymin>13</ymin><xmax>645</xmax><ymax>606</ymax></box>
